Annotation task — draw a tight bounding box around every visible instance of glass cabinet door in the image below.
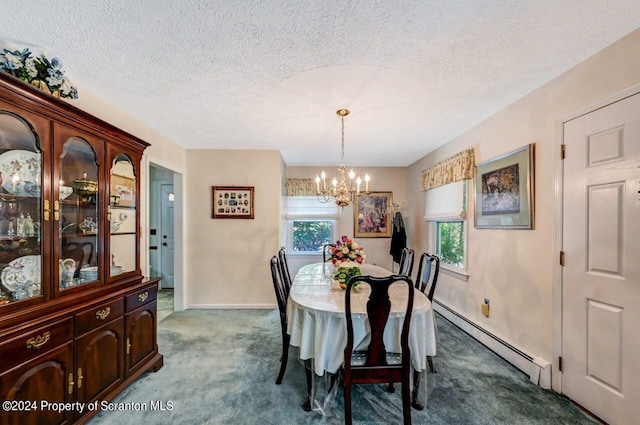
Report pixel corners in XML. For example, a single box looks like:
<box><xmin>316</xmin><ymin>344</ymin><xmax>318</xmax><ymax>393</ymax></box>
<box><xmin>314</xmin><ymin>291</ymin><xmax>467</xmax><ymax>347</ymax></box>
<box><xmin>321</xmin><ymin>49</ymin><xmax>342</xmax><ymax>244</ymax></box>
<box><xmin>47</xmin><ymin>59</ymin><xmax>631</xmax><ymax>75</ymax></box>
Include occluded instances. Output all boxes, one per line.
<box><xmin>0</xmin><ymin>112</ymin><xmax>43</xmax><ymax>305</ymax></box>
<box><xmin>58</xmin><ymin>137</ymin><xmax>100</xmax><ymax>290</ymax></box>
<box><xmin>109</xmin><ymin>154</ymin><xmax>136</xmax><ymax>277</ymax></box>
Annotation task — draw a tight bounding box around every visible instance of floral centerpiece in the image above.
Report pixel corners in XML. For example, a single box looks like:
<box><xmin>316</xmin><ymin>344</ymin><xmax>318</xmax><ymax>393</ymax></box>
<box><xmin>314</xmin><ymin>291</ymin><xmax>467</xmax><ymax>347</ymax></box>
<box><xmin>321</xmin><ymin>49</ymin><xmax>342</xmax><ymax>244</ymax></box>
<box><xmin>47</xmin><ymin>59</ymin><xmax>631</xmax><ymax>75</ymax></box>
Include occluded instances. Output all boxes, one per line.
<box><xmin>328</xmin><ymin>236</ymin><xmax>366</xmax><ymax>289</ymax></box>
<box><xmin>328</xmin><ymin>235</ymin><xmax>366</xmax><ymax>266</ymax></box>
<box><xmin>0</xmin><ymin>48</ymin><xmax>78</xmax><ymax>99</ymax></box>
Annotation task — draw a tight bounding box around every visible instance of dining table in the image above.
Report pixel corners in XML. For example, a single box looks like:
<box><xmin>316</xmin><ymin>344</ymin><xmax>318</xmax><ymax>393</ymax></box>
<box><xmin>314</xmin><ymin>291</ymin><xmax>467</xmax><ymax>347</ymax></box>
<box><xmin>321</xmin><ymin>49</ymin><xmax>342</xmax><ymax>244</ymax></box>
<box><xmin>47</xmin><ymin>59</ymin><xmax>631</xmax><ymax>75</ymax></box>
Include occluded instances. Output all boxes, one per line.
<box><xmin>286</xmin><ymin>262</ymin><xmax>437</xmax><ymax>415</ymax></box>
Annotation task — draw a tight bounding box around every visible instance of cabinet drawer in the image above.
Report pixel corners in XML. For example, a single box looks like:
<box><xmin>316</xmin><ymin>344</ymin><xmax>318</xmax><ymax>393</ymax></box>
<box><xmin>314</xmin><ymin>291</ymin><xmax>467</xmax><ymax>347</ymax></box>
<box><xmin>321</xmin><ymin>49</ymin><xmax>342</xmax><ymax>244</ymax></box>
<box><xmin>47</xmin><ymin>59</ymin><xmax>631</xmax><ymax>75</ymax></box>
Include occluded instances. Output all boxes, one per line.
<box><xmin>76</xmin><ymin>298</ymin><xmax>125</xmax><ymax>335</ymax></box>
<box><xmin>0</xmin><ymin>318</ymin><xmax>73</xmax><ymax>373</ymax></box>
<box><xmin>126</xmin><ymin>285</ymin><xmax>157</xmax><ymax>312</ymax></box>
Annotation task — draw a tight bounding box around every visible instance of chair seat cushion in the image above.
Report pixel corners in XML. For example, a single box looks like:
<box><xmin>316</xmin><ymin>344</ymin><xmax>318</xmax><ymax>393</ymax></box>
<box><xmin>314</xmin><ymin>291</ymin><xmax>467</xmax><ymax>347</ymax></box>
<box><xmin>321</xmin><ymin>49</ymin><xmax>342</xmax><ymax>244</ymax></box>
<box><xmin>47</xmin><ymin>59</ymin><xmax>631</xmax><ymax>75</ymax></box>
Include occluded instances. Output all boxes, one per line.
<box><xmin>351</xmin><ymin>351</ymin><xmax>402</xmax><ymax>366</ymax></box>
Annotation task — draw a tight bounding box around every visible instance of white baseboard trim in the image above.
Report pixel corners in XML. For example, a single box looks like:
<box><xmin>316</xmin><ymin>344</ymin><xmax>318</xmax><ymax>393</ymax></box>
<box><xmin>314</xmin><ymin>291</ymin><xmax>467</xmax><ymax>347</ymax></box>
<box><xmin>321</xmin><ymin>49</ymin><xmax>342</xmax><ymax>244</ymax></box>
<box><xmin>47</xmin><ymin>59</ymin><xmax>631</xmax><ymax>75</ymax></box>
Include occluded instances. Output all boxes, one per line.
<box><xmin>433</xmin><ymin>300</ymin><xmax>552</xmax><ymax>389</ymax></box>
<box><xmin>186</xmin><ymin>303</ymin><xmax>277</xmax><ymax>310</ymax></box>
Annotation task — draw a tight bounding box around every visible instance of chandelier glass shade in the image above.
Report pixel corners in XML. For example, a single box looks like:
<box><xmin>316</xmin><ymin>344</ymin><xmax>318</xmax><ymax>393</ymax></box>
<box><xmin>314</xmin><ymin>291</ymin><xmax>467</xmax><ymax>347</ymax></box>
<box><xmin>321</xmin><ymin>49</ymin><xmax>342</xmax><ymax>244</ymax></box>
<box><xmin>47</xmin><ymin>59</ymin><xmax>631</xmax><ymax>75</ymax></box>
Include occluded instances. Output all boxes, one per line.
<box><xmin>315</xmin><ymin>109</ymin><xmax>370</xmax><ymax>207</ymax></box>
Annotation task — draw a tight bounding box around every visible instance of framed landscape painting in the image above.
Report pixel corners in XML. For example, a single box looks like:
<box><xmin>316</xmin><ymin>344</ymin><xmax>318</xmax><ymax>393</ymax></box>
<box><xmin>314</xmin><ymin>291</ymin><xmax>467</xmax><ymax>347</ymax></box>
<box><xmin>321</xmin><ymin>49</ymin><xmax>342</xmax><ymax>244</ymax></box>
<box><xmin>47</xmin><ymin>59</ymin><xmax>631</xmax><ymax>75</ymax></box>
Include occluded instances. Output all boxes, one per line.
<box><xmin>475</xmin><ymin>144</ymin><xmax>535</xmax><ymax>229</ymax></box>
<box><xmin>354</xmin><ymin>192</ymin><xmax>392</xmax><ymax>238</ymax></box>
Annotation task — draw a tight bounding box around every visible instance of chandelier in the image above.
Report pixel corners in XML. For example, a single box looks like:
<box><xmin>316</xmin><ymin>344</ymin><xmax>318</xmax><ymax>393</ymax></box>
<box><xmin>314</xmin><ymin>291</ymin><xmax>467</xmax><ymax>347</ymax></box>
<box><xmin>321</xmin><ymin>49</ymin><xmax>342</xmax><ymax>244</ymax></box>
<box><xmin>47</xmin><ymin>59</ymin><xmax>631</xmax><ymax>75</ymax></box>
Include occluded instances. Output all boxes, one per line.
<box><xmin>315</xmin><ymin>109</ymin><xmax>370</xmax><ymax>207</ymax></box>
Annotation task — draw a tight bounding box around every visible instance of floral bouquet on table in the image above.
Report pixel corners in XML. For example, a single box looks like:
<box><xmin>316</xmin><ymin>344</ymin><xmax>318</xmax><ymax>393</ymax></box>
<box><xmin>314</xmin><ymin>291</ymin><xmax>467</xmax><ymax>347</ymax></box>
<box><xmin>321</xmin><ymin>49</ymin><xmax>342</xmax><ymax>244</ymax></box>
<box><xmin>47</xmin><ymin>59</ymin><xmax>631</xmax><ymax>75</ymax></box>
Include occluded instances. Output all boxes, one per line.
<box><xmin>329</xmin><ymin>236</ymin><xmax>366</xmax><ymax>289</ymax></box>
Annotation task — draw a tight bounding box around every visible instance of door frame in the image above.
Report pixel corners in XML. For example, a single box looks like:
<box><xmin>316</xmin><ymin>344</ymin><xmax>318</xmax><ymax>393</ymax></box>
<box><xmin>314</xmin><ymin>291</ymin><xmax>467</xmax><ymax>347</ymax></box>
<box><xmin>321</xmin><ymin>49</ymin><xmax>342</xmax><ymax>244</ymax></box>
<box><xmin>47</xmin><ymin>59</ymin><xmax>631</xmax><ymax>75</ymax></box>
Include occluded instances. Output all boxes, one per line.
<box><xmin>552</xmin><ymin>82</ymin><xmax>640</xmax><ymax>393</ymax></box>
<box><xmin>144</xmin><ymin>160</ymin><xmax>184</xmax><ymax>311</ymax></box>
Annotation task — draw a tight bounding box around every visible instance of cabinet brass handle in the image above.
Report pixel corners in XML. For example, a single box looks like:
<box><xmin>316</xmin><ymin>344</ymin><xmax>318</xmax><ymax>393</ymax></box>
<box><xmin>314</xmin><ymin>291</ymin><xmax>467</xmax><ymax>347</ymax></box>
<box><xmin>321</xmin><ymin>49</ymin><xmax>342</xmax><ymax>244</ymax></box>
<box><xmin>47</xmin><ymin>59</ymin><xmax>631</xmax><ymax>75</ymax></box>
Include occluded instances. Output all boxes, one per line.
<box><xmin>44</xmin><ymin>200</ymin><xmax>51</xmax><ymax>222</ymax></box>
<box><xmin>54</xmin><ymin>200</ymin><xmax>60</xmax><ymax>221</ymax></box>
<box><xmin>26</xmin><ymin>331</ymin><xmax>51</xmax><ymax>349</ymax></box>
<box><xmin>68</xmin><ymin>373</ymin><xmax>74</xmax><ymax>395</ymax></box>
<box><xmin>96</xmin><ymin>307</ymin><xmax>111</xmax><ymax>320</ymax></box>
<box><xmin>126</xmin><ymin>337</ymin><xmax>131</xmax><ymax>355</ymax></box>
<box><xmin>138</xmin><ymin>292</ymin><xmax>149</xmax><ymax>302</ymax></box>
<box><xmin>77</xmin><ymin>368</ymin><xmax>83</xmax><ymax>389</ymax></box>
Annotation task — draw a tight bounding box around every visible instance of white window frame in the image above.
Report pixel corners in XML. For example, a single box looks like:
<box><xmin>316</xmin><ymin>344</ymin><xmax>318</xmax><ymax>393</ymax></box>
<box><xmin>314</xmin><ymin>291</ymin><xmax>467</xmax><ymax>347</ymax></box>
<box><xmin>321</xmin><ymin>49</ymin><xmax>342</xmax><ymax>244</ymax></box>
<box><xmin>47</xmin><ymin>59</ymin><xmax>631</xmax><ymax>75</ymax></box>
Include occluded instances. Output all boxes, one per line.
<box><xmin>286</xmin><ymin>218</ymin><xmax>337</xmax><ymax>256</ymax></box>
<box><xmin>425</xmin><ymin>180</ymin><xmax>470</xmax><ymax>281</ymax></box>
<box><xmin>285</xmin><ymin>196</ymin><xmax>339</xmax><ymax>256</ymax></box>
<box><xmin>432</xmin><ymin>219</ymin><xmax>469</xmax><ymax>281</ymax></box>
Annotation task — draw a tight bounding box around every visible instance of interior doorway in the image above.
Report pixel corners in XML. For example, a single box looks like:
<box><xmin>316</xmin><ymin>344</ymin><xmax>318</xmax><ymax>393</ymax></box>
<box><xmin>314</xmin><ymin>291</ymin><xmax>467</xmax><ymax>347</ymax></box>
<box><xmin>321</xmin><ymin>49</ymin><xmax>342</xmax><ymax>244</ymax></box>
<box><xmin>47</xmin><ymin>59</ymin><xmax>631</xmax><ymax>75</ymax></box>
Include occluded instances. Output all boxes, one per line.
<box><xmin>149</xmin><ymin>163</ymin><xmax>183</xmax><ymax>314</ymax></box>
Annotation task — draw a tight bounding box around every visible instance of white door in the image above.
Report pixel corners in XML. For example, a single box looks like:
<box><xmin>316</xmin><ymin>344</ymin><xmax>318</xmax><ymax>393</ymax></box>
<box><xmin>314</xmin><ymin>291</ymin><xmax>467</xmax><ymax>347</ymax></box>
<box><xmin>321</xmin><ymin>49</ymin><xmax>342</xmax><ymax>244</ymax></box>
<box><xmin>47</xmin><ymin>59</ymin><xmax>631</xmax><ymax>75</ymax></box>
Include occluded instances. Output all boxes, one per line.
<box><xmin>562</xmin><ymin>92</ymin><xmax>640</xmax><ymax>425</ymax></box>
<box><xmin>160</xmin><ymin>184</ymin><xmax>175</xmax><ymax>288</ymax></box>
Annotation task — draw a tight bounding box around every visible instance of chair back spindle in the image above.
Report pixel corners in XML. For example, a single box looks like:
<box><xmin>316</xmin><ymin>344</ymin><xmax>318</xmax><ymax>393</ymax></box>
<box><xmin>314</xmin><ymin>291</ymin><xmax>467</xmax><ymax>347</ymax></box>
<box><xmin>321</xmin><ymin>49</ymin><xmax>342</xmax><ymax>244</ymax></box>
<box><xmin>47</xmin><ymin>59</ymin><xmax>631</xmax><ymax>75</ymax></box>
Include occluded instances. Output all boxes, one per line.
<box><xmin>278</xmin><ymin>247</ymin><xmax>292</xmax><ymax>297</ymax></box>
<box><xmin>398</xmin><ymin>248</ymin><xmax>415</xmax><ymax>277</ymax></box>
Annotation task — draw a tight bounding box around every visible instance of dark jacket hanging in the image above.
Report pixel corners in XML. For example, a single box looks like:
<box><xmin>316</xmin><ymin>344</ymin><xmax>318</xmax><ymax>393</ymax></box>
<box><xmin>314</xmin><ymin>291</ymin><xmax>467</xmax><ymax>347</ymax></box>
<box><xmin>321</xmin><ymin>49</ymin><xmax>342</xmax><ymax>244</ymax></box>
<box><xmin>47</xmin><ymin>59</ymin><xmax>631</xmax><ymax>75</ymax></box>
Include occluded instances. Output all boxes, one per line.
<box><xmin>390</xmin><ymin>211</ymin><xmax>407</xmax><ymax>263</ymax></box>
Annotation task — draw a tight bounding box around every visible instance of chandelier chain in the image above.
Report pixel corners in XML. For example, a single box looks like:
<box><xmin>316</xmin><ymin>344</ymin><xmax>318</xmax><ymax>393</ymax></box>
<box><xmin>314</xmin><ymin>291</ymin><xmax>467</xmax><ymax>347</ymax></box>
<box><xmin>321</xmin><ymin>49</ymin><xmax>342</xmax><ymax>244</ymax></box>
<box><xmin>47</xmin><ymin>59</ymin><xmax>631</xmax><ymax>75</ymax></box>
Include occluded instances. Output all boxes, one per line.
<box><xmin>340</xmin><ymin>115</ymin><xmax>345</xmax><ymax>165</ymax></box>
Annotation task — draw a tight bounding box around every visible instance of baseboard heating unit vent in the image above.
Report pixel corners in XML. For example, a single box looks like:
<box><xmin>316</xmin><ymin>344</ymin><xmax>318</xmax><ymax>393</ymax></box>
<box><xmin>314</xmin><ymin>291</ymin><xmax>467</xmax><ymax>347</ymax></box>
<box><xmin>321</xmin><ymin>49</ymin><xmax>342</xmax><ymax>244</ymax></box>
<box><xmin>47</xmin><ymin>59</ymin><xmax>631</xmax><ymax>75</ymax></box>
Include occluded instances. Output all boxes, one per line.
<box><xmin>433</xmin><ymin>300</ymin><xmax>551</xmax><ymax>389</ymax></box>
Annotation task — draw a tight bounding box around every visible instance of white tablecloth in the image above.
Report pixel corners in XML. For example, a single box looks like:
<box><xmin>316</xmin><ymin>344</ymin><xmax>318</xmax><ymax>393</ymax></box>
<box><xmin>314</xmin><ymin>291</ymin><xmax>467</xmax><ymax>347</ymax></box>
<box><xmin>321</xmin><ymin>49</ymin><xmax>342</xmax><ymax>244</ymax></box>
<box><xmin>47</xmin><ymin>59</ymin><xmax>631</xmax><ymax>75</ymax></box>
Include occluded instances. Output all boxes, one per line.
<box><xmin>287</xmin><ymin>263</ymin><xmax>437</xmax><ymax>377</ymax></box>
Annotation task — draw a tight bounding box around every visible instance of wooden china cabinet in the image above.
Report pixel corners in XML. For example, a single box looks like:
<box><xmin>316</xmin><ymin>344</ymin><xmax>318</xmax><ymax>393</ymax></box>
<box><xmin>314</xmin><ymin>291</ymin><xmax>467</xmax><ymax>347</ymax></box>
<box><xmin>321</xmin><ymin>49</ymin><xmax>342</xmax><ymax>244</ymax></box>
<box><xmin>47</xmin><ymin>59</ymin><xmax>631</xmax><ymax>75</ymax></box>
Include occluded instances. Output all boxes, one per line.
<box><xmin>0</xmin><ymin>73</ymin><xmax>163</xmax><ymax>425</ymax></box>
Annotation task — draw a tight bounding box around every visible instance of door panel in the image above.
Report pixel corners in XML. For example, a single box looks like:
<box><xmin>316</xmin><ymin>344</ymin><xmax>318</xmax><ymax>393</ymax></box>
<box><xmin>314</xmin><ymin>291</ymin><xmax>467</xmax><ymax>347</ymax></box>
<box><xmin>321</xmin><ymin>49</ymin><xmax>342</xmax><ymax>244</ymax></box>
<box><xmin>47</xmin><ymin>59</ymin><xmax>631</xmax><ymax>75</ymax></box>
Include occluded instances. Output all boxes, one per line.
<box><xmin>160</xmin><ymin>184</ymin><xmax>174</xmax><ymax>288</ymax></box>
<box><xmin>562</xmin><ymin>92</ymin><xmax>640</xmax><ymax>425</ymax></box>
<box><xmin>0</xmin><ymin>342</ymin><xmax>74</xmax><ymax>425</ymax></box>
<box><xmin>75</xmin><ymin>317</ymin><xmax>124</xmax><ymax>404</ymax></box>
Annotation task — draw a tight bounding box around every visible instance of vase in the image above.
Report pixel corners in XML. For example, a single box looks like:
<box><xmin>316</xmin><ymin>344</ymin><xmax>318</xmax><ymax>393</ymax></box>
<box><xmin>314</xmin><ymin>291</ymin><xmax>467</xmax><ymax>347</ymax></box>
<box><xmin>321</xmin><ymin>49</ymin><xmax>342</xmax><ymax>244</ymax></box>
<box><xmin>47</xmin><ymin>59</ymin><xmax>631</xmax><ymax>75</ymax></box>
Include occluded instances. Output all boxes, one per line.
<box><xmin>333</xmin><ymin>261</ymin><xmax>362</xmax><ymax>289</ymax></box>
<box><xmin>29</xmin><ymin>79</ymin><xmax>60</xmax><ymax>98</ymax></box>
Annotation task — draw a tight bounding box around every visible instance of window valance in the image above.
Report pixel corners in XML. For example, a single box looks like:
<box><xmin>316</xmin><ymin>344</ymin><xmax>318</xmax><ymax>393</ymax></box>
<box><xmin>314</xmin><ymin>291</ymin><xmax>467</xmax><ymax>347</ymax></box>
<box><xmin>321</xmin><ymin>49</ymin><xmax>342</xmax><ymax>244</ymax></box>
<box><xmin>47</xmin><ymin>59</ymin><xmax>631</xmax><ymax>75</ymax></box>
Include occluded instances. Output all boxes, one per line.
<box><xmin>285</xmin><ymin>178</ymin><xmax>317</xmax><ymax>196</ymax></box>
<box><xmin>420</xmin><ymin>148</ymin><xmax>475</xmax><ymax>191</ymax></box>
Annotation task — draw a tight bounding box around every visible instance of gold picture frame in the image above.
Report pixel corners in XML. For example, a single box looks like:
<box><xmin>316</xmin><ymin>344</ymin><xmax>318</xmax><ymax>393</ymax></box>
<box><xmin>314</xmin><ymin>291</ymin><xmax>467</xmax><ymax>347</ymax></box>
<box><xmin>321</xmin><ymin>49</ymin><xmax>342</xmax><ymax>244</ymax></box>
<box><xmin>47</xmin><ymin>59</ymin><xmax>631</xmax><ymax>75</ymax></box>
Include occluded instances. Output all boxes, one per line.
<box><xmin>212</xmin><ymin>186</ymin><xmax>255</xmax><ymax>219</ymax></box>
<box><xmin>354</xmin><ymin>192</ymin><xmax>392</xmax><ymax>238</ymax></box>
<box><xmin>475</xmin><ymin>143</ymin><xmax>535</xmax><ymax>229</ymax></box>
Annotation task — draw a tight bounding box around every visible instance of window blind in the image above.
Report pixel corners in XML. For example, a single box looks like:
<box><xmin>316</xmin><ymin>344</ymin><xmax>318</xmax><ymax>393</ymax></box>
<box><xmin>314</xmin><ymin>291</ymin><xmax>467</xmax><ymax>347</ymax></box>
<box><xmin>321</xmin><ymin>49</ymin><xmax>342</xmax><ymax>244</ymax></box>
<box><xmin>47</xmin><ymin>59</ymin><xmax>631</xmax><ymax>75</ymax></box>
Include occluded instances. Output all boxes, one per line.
<box><xmin>285</xmin><ymin>196</ymin><xmax>339</xmax><ymax>220</ymax></box>
<box><xmin>424</xmin><ymin>180</ymin><xmax>467</xmax><ymax>221</ymax></box>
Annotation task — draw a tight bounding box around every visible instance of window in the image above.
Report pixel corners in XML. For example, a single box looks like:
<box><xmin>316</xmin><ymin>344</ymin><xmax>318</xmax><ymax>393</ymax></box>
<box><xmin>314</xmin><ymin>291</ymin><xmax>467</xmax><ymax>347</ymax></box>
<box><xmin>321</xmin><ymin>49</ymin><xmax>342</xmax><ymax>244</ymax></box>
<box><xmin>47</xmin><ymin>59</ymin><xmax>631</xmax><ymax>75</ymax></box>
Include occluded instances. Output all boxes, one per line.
<box><xmin>425</xmin><ymin>180</ymin><xmax>468</xmax><ymax>278</ymax></box>
<box><xmin>285</xmin><ymin>196</ymin><xmax>338</xmax><ymax>255</ymax></box>
<box><xmin>437</xmin><ymin>220</ymin><xmax>464</xmax><ymax>268</ymax></box>
<box><xmin>290</xmin><ymin>220</ymin><xmax>334</xmax><ymax>253</ymax></box>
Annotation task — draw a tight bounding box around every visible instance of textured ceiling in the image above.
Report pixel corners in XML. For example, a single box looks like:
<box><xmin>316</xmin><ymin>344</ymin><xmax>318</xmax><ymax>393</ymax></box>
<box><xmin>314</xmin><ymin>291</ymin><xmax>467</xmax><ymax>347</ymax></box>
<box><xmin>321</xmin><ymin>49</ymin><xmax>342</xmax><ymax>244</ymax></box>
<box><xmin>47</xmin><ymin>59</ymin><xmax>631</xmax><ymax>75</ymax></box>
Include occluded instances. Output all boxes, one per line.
<box><xmin>2</xmin><ymin>1</ymin><xmax>640</xmax><ymax>166</ymax></box>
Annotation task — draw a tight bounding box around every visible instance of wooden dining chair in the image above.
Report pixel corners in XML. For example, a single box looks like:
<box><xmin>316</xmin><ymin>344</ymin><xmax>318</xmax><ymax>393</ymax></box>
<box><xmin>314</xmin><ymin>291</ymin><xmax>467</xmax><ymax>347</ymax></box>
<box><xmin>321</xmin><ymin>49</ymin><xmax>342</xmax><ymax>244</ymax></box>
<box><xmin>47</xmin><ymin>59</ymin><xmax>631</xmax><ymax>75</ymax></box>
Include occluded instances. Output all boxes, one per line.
<box><xmin>411</xmin><ymin>252</ymin><xmax>441</xmax><ymax>409</ymax></box>
<box><xmin>62</xmin><ymin>242</ymin><xmax>94</xmax><ymax>278</ymax></box>
<box><xmin>322</xmin><ymin>243</ymin><xmax>337</xmax><ymax>263</ymax></box>
<box><xmin>278</xmin><ymin>247</ymin><xmax>292</xmax><ymax>296</ymax></box>
<box><xmin>415</xmin><ymin>252</ymin><xmax>440</xmax><ymax>303</ymax></box>
<box><xmin>270</xmin><ymin>255</ymin><xmax>290</xmax><ymax>384</ymax></box>
<box><xmin>398</xmin><ymin>247</ymin><xmax>414</xmax><ymax>277</ymax></box>
<box><xmin>343</xmin><ymin>274</ymin><xmax>414</xmax><ymax>425</ymax></box>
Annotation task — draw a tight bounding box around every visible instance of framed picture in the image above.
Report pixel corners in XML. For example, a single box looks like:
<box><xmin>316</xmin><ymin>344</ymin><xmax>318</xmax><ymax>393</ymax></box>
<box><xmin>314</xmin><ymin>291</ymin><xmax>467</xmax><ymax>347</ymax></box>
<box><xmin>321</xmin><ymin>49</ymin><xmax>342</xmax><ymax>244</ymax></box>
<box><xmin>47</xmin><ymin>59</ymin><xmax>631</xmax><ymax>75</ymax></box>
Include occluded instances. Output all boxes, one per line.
<box><xmin>475</xmin><ymin>143</ymin><xmax>535</xmax><ymax>229</ymax></box>
<box><xmin>354</xmin><ymin>192</ymin><xmax>392</xmax><ymax>238</ymax></box>
<box><xmin>111</xmin><ymin>174</ymin><xmax>135</xmax><ymax>207</ymax></box>
<box><xmin>212</xmin><ymin>186</ymin><xmax>254</xmax><ymax>219</ymax></box>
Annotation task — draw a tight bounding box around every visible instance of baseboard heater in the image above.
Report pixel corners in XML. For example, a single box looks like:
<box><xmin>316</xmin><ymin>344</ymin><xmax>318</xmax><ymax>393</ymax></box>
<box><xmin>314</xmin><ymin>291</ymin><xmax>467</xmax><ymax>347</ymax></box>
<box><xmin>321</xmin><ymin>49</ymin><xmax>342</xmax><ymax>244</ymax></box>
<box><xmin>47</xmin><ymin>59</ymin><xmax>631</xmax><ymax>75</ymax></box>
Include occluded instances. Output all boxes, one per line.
<box><xmin>433</xmin><ymin>299</ymin><xmax>552</xmax><ymax>389</ymax></box>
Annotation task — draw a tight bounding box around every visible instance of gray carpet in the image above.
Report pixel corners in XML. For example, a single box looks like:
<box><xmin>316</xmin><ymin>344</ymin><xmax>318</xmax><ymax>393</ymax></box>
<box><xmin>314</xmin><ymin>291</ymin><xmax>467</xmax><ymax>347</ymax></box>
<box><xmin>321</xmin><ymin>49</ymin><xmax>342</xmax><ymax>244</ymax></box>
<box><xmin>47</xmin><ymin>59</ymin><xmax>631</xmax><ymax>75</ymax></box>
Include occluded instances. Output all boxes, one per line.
<box><xmin>88</xmin><ymin>309</ymin><xmax>598</xmax><ymax>425</ymax></box>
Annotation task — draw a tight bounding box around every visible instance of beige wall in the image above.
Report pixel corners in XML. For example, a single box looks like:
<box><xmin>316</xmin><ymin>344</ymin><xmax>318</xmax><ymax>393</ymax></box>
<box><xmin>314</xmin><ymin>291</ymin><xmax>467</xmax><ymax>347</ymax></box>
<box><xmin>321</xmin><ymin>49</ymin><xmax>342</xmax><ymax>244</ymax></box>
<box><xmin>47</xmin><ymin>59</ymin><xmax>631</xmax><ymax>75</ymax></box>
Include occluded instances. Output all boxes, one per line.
<box><xmin>285</xmin><ymin>166</ymin><xmax>408</xmax><ymax>273</ymax></box>
<box><xmin>185</xmin><ymin>149</ymin><xmax>282</xmax><ymax>307</ymax></box>
<box><xmin>406</xmin><ymin>29</ymin><xmax>640</xmax><ymax>363</ymax></box>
